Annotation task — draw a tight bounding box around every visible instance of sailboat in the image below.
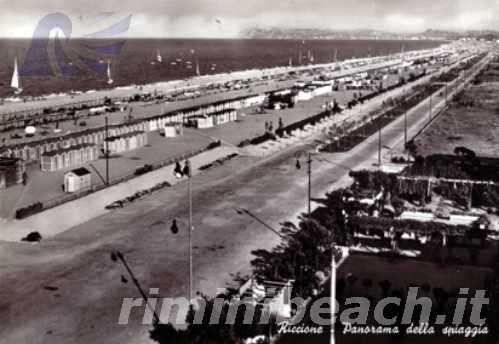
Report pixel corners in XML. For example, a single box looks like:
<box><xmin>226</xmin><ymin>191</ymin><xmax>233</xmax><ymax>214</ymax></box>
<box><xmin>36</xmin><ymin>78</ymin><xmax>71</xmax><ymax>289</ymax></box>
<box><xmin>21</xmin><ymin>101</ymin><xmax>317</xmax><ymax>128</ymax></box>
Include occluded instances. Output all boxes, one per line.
<box><xmin>156</xmin><ymin>48</ymin><xmax>163</xmax><ymax>63</ymax></box>
<box><xmin>195</xmin><ymin>59</ymin><xmax>200</xmax><ymax>76</ymax></box>
<box><xmin>288</xmin><ymin>57</ymin><xmax>292</xmax><ymax>67</ymax></box>
<box><xmin>333</xmin><ymin>48</ymin><xmax>341</xmax><ymax>70</ymax></box>
<box><xmin>11</xmin><ymin>57</ymin><xmax>22</xmax><ymax>94</ymax></box>
<box><xmin>106</xmin><ymin>60</ymin><xmax>114</xmax><ymax>85</ymax></box>
<box><xmin>400</xmin><ymin>45</ymin><xmax>411</xmax><ymax>68</ymax></box>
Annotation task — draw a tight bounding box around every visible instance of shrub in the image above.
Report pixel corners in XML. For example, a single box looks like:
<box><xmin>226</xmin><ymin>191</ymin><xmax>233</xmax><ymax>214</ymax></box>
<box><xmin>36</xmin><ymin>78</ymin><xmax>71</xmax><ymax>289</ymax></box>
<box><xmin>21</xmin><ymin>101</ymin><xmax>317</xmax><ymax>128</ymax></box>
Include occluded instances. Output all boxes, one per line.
<box><xmin>206</xmin><ymin>140</ymin><xmax>222</xmax><ymax>150</ymax></box>
<box><xmin>240</xmin><ymin>132</ymin><xmax>276</xmax><ymax>146</ymax></box>
<box><xmin>15</xmin><ymin>202</ymin><xmax>43</xmax><ymax>219</ymax></box>
<box><xmin>237</xmin><ymin>139</ymin><xmax>251</xmax><ymax>148</ymax></box>
<box><xmin>134</xmin><ymin>164</ymin><xmax>154</xmax><ymax>176</ymax></box>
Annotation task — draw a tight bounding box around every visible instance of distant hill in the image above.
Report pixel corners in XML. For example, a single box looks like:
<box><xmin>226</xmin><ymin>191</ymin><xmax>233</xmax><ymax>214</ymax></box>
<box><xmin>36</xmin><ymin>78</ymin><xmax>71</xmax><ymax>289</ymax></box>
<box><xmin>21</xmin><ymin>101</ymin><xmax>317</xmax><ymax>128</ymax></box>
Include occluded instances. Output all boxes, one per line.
<box><xmin>240</xmin><ymin>27</ymin><xmax>499</xmax><ymax>41</ymax></box>
<box><xmin>240</xmin><ymin>27</ymin><xmax>408</xmax><ymax>40</ymax></box>
<box><xmin>423</xmin><ymin>29</ymin><xmax>499</xmax><ymax>41</ymax></box>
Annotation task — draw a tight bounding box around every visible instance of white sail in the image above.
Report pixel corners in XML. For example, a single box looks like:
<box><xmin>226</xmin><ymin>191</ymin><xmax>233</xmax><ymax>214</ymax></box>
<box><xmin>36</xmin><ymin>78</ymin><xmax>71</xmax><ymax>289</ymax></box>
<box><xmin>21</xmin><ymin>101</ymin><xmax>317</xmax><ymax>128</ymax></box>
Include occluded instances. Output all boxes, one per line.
<box><xmin>11</xmin><ymin>57</ymin><xmax>22</xmax><ymax>93</ymax></box>
<box><xmin>107</xmin><ymin>60</ymin><xmax>114</xmax><ymax>85</ymax></box>
<box><xmin>156</xmin><ymin>48</ymin><xmax>162</xmax><ymax>63</ymax></box>
<box><xmin>195</xmin><ymin>59</ymin><xmax>200</xmax><ymax>76</ymax></box>
<box><xmin>289</xmin><ymin>57</ymin><xmax>292</xmax><ymax>67</ymax></box>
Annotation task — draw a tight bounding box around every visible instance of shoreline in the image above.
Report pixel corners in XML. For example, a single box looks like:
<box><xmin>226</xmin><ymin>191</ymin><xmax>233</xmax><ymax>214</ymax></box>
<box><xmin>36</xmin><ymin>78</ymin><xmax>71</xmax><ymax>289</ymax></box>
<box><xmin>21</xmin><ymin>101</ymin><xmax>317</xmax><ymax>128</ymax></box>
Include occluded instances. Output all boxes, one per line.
<box><xmin>0</xmin><ymin>45</ymin><xmax>446</xmax><ymax>113</ymax></box>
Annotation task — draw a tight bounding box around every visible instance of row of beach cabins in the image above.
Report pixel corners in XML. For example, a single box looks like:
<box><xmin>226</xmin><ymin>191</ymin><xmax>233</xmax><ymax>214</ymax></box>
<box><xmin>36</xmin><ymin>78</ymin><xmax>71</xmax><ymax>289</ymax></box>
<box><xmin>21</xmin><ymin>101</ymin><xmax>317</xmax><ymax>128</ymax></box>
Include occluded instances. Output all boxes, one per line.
<box><xmin>0</xmin><ymin>93</ymin><xmax>266</xmax><ymax>172</ymax></box>
<box><xmin>40</xmin><ymin>131</ymin><xmax>150</xmax><ymax>172</ymax></box>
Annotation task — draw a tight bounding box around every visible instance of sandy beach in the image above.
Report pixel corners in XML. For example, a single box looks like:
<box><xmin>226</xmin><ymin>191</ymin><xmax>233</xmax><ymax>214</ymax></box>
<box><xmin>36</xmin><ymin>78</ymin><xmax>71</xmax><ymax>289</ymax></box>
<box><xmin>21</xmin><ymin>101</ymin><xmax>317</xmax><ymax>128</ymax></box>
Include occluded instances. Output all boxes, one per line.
<box><xmin>0</xmin><ymin>47</ymin><xmax>441</xmax><ymax>115</ymax></box>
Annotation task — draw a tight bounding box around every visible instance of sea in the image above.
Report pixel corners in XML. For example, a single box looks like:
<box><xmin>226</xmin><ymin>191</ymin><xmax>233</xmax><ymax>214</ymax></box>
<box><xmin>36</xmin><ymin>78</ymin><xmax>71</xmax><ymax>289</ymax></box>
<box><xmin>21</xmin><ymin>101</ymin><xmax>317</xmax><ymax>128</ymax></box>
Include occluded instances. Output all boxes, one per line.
<box><xmin>0</xmin><ymin>39</ymin><xmax>446</xmax><ymax>98</ymax></box>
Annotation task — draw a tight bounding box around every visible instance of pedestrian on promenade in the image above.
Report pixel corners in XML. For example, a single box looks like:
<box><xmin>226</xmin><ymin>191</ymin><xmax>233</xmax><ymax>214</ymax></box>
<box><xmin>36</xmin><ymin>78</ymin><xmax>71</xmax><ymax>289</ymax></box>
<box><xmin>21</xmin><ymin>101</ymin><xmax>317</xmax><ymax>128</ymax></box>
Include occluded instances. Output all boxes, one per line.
<box><xmin>182</xmin><ymin>160</ymin><xmax>191</xmax><ymax>177</ymax></box>
<box><xmin>174</xmin><ymin>161</ymin><xmax>183</xmax><ymax>179</ymax></box>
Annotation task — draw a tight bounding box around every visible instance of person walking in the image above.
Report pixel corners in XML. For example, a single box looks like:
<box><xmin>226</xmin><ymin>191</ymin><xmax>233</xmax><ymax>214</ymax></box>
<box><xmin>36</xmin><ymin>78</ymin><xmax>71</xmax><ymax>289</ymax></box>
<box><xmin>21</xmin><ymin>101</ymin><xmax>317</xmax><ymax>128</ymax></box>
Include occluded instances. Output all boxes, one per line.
<box><xmin>174</xmin><ymin>161</ymin><xmax>183</xmax><ymax>179</ymax></box>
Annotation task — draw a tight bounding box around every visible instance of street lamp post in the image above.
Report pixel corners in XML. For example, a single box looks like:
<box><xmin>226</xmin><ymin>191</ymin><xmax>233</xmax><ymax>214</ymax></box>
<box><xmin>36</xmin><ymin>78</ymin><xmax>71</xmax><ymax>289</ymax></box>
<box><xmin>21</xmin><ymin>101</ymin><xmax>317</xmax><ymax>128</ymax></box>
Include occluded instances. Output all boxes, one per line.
<box><xmin>187</xmin><ymin>160</ymin><xmax>193</xmax><ymax>302</ymax></box>
<box><xmin>330</xmin><ymin>252</ymin><xmax>336</xmax><ymax>344</ymax></box>
<box><xmin>404</xmin><ymin>109</ymin><xmax>408</xmax><ymax>148</ymax></box>
<box><xmin>307</xmin><ymin>152</ymin><xmax>312</xmax><ymax>217</ymax></box>
<box><xmin>105</xmin><ymin>116</ymin><xmax>109</xmax><ymax>185</ymax></box>
<box><xmin>296</xmin><ymin>152</ymin><xmax>313</xmax><ymax>217</ymax></box>
<box><xmin>445</xmin><ymin>81</ymin><xmax>448</xmax><ymax>105</ymax></box>
<box><xmin>378</xmin><ymin>121</ymin><xmax>382</xmax><ymax>168</ymax></box>
<box><xmin>429</xmin><ymin>92</ymin><xmax>432</xmax><ymax>122</ymax></box>
<box><xmin>171</xmin><ymin>160</ymin><xmax>194</xmax><ymax>302</ymax></box>
<box><xmin>296</xmin><ymin>151</ymin><xmax>354</xmax><ymax>216</ymax></box>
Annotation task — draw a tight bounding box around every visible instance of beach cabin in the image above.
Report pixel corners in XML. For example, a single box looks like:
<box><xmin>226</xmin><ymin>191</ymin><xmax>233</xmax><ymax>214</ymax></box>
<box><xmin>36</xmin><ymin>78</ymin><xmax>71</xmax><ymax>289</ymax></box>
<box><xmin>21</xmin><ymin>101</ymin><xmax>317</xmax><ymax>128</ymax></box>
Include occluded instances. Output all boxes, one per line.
<box><xmin>104</xmin><ymin>131</ymin><xmax>148</xmax><ymax>154</ymax></box>
<box><xmin>163</xmin><ymin>123</ymin><xmax>183</xmax><ymax>137</ymax></box>
<box><xmin>64</xmin><ymin>167</ymin><xmax>91</xmax><ymax>193</ymax></box>
<box><xmin>41</xmin><ymin>144</ymin><xmax>99</xmax><ymax>172</ymax></box>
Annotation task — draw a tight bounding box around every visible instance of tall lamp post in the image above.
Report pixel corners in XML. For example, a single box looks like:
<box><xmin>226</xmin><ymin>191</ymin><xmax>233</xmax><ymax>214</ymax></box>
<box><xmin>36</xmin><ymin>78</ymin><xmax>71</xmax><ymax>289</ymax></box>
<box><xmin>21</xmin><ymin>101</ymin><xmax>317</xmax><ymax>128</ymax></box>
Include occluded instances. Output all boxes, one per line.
<box><xmin>428</xmin><ymin>91</ymin><xmax>432</xmax><ymax>122</ymax></box>
<box><xmin>105</xmin><ymin>116</ymin><xmax>110</xmax><ymax>185</ymax></box>
<box><xmin>295</xmin><ymin>152</ymin><xmax>314</xmax><ymax>217</ymax></box>
<box><xmin>295</xmin><ymin>150</ymin><xmax>353</xmax><ymax>216</ymax></box>
<box><xmin>187</xmin><ymin>160</ymin><xmax>193</xmax><ymax>302</ymax></box>
<box><xmin>378</xmin><ymin>121</ymin><xmax>382</xmax><ymax>168</ymax></box>
<box><xmin>404</xmin><ymin>109</ymin><xmax>408</xmax><ymax>147</ymax></box>
<box><xmin>171</xmin><ymin>160</ymin><xmax>193</xmax><ymax>301</ymax></box>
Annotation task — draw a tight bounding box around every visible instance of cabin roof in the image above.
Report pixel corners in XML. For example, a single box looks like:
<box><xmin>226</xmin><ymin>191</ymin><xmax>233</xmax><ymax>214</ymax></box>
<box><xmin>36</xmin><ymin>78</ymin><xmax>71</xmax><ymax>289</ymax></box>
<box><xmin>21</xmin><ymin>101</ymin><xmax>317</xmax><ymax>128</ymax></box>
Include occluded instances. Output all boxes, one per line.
<box><xmin>68</xmin><ymin>167</ymin><xmax>91</xmax><ymax>176</ymax></box>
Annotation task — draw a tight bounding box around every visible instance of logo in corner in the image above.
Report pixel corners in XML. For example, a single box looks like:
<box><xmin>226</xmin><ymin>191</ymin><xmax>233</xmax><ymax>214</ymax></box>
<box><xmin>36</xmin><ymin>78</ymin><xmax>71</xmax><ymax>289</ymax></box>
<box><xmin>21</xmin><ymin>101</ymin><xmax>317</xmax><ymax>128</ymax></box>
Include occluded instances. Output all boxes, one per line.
<box><xmin>20</xmin><ymin>12</ymin><xmax>132</xmax><ymax>78</ymax></box>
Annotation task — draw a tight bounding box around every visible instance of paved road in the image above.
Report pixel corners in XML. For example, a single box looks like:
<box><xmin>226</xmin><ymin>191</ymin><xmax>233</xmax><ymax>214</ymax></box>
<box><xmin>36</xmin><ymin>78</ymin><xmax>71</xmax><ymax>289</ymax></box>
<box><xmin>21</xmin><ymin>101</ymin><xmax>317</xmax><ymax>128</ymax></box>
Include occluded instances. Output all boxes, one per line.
<box><xmin>0</xmin><ymin>54</ymin><xmax>487</xmax><ymax>344</ymax></box>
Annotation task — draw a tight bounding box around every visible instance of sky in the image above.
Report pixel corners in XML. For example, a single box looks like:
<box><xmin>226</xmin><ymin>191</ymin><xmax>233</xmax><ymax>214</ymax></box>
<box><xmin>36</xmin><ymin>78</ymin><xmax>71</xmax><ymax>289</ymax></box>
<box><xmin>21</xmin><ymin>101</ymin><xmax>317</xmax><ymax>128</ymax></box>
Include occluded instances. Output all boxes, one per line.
<box><xmin>0</xmin><ymin>0</ymin><xmax>498</xmax><ymax>38</ymax></box>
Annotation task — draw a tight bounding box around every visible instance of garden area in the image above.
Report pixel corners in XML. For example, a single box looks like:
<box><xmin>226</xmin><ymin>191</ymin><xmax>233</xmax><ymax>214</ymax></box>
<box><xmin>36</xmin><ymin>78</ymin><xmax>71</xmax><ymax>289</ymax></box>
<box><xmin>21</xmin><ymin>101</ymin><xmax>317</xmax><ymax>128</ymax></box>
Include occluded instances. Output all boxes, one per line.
<box><xmin>413</xmin><ymin>56</ymin><xmax>499</xmax><ymax>158</ymax></box>
<box><xmin>320</xmin><ymin>83</ymin><xmax>441</xmax><ymax>153</ymax></box>
<box><xmin>400</xmin><ymin>154</ymin><xmax>499</xmax><ymax>210</ymax></box>
<box><xmin>147</xmin><ymin>167</ymin><xmax>498</xmax><ymax>343</ymax></box>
